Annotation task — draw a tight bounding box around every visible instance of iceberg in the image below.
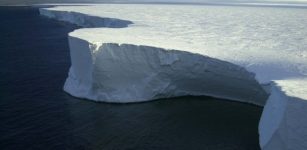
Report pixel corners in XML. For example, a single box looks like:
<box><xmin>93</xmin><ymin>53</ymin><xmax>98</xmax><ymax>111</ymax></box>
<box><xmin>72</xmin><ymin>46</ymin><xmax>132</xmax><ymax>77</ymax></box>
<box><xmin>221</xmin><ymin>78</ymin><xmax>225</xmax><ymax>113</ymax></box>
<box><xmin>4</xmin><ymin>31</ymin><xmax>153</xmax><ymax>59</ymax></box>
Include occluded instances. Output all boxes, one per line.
<box><xmin>40</xmin><ymin>4</ymin><xmax>307</xmax><ymax>150</ymax></box>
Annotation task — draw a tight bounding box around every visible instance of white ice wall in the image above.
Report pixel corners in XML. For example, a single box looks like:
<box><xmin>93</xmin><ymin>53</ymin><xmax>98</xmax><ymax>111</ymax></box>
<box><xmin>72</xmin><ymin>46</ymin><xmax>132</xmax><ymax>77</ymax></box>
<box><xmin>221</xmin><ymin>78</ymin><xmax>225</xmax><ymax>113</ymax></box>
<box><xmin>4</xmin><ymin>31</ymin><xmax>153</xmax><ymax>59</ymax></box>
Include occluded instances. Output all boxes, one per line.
<box><xmin>65</xmin><ymin>36</ymin><xmax>268</xmax><ymax>104</ymax></box>
<box><xmin>259</xmin><ymin>80</ymin><xmax>307</xmax><ymax>150</ymax></box>
<box><xmin>39</xmin><ymin>8</ymin><xmax>133</xmax><ymax>28</ymax></box>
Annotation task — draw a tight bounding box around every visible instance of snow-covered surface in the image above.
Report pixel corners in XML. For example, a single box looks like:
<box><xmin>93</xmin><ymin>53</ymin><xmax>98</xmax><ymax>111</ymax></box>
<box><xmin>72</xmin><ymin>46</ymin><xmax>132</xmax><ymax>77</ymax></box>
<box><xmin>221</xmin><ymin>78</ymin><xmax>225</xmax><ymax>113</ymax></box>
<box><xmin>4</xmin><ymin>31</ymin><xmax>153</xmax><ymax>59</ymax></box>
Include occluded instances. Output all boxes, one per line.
<box><xmin>40</xmin><ymin>4</ymin><xmax>307</xmax><ymax>149</ymax></box>
<box><xmin>40</xmin><ymin>4</ymin><xmax>307</xmax><ymax>84</ymax></box>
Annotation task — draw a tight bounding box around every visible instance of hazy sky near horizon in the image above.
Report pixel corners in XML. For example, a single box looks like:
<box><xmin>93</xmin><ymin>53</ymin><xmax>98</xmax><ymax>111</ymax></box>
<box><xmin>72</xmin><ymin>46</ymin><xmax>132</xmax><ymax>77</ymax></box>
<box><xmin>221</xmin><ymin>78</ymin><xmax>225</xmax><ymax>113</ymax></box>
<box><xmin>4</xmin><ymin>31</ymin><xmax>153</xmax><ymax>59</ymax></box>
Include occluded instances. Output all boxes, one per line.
<box><xmin>1</xmin><ymin>0</ymin><xmax>307</xmax><ymax>5</ymax></box>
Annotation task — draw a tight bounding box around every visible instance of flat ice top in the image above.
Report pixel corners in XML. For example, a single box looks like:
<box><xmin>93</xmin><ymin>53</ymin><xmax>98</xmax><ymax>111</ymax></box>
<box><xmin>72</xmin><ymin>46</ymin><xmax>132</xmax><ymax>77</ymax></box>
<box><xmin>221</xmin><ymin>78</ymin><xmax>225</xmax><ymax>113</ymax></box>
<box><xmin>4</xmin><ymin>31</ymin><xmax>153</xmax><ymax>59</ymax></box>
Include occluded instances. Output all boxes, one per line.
<box><xmin>275</xmin><ymin>78</ymin><xmax>307</xmax><ymax>100</ymax></box>
<box><xmin>45</xmin><ymin>4</ymin><xmax>307</xmax><ymax>99</ymax></box>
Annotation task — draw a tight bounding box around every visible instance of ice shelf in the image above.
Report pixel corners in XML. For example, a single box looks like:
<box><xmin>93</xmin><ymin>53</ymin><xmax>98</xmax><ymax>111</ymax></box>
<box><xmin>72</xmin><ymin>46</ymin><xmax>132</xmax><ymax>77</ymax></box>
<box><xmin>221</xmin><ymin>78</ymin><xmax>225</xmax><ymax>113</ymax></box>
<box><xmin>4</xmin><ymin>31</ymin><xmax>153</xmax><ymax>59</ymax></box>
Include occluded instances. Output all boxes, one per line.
<box><xmin>40</xmin><ymin>4</ymin><xmax>307</xmax><ymax>150</ymax></box>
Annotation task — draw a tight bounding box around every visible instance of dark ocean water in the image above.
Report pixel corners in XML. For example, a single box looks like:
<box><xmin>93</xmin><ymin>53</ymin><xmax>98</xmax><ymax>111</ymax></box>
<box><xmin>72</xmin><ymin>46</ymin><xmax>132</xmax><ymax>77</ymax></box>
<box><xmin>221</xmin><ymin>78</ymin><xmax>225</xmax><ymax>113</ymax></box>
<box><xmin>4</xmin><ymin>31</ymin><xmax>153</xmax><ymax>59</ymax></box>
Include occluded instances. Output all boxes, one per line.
<box><xmin>0</xmin><ymin>6</ymin><xmax>262</xmax><ymax>150</ymax></box>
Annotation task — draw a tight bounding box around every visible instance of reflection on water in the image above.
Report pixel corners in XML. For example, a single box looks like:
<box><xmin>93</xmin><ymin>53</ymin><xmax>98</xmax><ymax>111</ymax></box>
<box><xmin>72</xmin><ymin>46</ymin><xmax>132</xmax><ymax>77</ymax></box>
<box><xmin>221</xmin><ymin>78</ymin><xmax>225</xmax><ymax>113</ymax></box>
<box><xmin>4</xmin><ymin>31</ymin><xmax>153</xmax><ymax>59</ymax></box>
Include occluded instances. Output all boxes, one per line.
<box><xmin>0</xmin><ymin>6</ymin><xmax>261</xmax><ymax>150</ymax></box>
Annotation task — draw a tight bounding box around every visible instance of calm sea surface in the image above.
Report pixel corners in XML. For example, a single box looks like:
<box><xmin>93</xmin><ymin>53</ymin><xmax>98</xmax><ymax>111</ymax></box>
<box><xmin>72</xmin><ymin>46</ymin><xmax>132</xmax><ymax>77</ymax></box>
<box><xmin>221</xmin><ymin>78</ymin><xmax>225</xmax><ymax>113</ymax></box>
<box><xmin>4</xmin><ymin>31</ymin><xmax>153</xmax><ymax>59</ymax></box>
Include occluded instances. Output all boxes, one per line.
<box><xmin>0</xmin><ymin>6</ymin><xmax>262</xmax><ymax>150</ymax></box>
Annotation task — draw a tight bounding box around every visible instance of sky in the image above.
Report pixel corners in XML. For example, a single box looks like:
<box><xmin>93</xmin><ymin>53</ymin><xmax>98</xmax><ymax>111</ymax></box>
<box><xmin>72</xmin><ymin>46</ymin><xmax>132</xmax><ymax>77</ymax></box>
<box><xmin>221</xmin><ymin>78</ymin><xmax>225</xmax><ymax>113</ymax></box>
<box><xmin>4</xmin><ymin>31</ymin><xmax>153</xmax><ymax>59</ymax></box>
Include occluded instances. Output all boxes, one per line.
<box><xmin>1</xmin><ymin>0</ymin><xmax>307</xmax><ymax>5</ymax></box>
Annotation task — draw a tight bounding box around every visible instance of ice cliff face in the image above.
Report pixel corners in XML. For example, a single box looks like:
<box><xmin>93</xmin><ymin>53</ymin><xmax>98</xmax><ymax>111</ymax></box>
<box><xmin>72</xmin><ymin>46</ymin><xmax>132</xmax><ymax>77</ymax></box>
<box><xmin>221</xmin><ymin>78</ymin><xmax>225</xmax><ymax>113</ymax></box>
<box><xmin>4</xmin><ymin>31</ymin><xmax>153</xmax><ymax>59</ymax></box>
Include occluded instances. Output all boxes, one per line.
<box><xmin>259</xmin><ymin>79</ymin><xmax>307</xmax><ymax>150</ymax></box>
<box><xmin>40</xmin><ymin>4</ymin><xmax>307</xmax><ymax>150</ymax></box>
<box><xmin>66</xmin><ymin>36</ymin><xmax>267</xmax><ymax>104</ymax></box>
<box><xmin>39</xmin><ymin>8</ymin><xmax>133</xmax><ymax>28</ymax></box>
